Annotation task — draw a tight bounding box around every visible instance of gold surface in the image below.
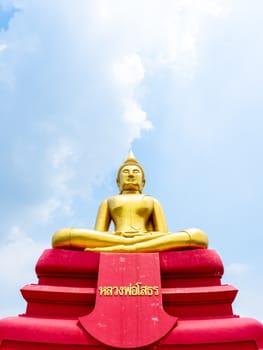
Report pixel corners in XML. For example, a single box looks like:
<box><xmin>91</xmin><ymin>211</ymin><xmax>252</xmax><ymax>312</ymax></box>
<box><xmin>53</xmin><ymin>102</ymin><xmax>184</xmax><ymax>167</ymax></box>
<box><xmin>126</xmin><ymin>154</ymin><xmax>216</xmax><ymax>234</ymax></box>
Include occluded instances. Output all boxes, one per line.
<box><xmin>52</xmin><ymin>152</ymin><xmax>208</xmax><ymax>252</ymax></box>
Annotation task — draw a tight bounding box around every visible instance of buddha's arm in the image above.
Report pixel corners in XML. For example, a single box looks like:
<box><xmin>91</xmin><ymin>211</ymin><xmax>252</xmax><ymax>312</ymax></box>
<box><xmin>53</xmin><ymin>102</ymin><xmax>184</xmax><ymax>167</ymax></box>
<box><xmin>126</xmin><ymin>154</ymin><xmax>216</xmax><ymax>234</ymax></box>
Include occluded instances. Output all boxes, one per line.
<box><xmin>152</xmin><ymin>199</ymin><xmax>168</xmax><ymax>232</ymax></box>
<box><xmin>94</xmin><ymin>199</ymin><xmax>111</xmax><ymax>231</ymax></box>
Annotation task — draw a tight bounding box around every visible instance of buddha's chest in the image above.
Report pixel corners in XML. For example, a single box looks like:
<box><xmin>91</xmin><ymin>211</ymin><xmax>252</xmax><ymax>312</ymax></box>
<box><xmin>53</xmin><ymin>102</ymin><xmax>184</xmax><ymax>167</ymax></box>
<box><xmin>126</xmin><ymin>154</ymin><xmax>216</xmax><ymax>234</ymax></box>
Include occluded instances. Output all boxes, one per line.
<box><xmin>108</xmin><ymin>195</ymin><xmax>154</xmax><ymax>219</ymax></box>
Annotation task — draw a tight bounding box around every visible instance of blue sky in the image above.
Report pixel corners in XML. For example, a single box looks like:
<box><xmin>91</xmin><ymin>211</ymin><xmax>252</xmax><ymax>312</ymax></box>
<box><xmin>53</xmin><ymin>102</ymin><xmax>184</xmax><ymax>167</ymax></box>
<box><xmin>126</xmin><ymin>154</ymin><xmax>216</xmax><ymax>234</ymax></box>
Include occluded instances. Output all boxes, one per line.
<box><xmin>0</xmin><ymin>0</ymin><xmax>263</xmax><ymax>321</ymax></box>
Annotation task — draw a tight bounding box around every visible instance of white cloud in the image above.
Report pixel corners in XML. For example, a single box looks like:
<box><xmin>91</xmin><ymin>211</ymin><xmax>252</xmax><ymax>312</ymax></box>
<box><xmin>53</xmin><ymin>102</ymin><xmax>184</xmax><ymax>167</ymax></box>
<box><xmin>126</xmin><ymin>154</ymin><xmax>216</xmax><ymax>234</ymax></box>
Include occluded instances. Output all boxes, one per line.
<box><xmin>31</xmin><ymin>197</ymin><xmax>65</xmax><ymax>224</ymax></box>
<box><xmin>0</xmin><ymin>226</ymin><xmax>46</xmax><ymax>284</ymax></box>
<box><xmin>225</xmin><ymin>263</ymin><xmax>249</xmax><ymax>275</ymax></box>
<box><xmin>48</xmin><ymin>141</ymin><xmax>76</xmax><ymax>213</ymax></box>
<box><xmin>0</xmin><ymin>225</ymin><xmax>47</xmax><ymax>317</ymax></box>
<box><xmin>111</xmin><ymin>54</ymin><xmax>152</xmax><ymax>140</ymax></box>
<box><xmin>0</xmin><ymin>42</ymin><xmax>7</xmax><ymax>51</ymax></box>
<box><xmin>51</xmin><ymin>142</ymin><xmax>74</xmax><ymax>169</ymax></box>
<box><xmin>112</xmin><ymin>54</ymin><xmax>144</xmax><ymax>87</ymax></box>
<box><xmin>123</xmin><ymin>99</ymin><xmax>152</xmax><ymax>141</ymax></box>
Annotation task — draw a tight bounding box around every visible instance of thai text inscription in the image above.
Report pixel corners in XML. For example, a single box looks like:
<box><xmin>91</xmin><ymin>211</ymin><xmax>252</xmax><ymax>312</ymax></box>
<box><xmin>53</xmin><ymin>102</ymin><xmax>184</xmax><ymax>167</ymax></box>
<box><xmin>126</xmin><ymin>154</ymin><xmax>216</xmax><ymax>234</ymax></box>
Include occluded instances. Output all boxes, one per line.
<box><xmin>98</xmin><ymin>281</ymin><xmax>159</xmax><ymax>296</ymax></box>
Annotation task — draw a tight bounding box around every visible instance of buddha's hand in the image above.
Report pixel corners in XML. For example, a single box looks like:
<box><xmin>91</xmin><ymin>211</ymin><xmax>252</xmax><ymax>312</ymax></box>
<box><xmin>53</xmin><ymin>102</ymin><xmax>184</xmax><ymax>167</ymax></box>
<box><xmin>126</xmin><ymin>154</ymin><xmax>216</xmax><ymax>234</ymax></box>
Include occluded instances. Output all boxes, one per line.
<box><xmin>115</xmin><ymin>231</ymin><xmax>148</xmax><ymax>238</ymax></box>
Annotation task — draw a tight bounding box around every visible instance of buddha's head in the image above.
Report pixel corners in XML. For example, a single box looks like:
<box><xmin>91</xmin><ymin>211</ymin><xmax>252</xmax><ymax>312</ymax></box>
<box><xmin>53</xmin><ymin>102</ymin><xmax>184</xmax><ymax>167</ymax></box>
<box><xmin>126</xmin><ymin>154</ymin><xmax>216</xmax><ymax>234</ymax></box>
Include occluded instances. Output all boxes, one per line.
<box><xmin>117</xmin><ymin>151</ymin><xmax>145</xmax><ymax>193</ymax></box>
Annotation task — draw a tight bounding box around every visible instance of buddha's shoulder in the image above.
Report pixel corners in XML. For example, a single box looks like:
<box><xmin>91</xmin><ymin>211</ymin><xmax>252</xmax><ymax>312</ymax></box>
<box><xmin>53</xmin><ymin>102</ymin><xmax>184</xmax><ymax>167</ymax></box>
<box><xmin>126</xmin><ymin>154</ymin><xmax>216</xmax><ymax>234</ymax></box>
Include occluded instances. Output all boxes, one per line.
<box><xmin>105</xmin><ymin>194</ymin><xmax>158</xmax><ymax>202</ymax></box>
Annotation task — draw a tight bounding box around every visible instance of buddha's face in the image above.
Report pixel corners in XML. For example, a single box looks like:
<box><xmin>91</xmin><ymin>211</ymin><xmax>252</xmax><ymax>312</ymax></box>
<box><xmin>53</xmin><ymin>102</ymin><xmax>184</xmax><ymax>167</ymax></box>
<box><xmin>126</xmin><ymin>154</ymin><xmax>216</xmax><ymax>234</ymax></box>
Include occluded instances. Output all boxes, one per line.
<box><xmin>117</xmin><ymin>165</ymin><xmax>145</xmax><ymax>193</ymax></box>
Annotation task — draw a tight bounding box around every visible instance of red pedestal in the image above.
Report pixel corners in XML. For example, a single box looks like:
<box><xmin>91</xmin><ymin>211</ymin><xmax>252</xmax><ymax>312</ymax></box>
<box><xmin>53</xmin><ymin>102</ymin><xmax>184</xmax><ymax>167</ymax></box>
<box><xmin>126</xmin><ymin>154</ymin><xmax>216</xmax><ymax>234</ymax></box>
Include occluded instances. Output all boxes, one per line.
<box><xmin>0</xmin><ymin>249</ymin><xmax>263</xmax><ymax>349</ymax></box>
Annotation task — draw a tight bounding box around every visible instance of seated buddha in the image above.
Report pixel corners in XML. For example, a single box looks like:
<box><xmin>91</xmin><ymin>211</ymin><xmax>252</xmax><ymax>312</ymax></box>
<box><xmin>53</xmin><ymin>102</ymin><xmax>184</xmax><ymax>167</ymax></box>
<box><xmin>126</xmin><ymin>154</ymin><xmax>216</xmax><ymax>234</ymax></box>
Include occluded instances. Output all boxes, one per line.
<box><xmin>52</xmin><ymin>152</ymin><xmax>208</xmax><ymax>252</ymax></box>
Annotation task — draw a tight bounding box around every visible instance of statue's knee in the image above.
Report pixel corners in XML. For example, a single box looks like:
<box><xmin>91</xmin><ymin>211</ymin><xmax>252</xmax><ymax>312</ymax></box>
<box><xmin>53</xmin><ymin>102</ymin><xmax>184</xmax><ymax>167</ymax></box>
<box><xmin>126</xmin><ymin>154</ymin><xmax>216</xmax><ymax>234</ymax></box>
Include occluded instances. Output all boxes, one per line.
<box><xmin>183</xmin><ymin>228</ymin><xmax>208</xmax><ymax>248</ymax></box>
<box><xmin>52</xmin><ymin>228</ymin><xmax>71</xmax><ymax>249</ymax></box>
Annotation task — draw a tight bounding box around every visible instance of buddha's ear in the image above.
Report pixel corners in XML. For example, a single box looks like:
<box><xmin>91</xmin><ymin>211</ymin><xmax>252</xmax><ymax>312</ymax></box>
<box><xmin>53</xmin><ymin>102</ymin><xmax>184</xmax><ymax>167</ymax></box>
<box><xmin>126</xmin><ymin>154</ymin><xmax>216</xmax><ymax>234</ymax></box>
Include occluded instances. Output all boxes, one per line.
<box><xmin>116</xmin><ymin>178</ymin><xmax>120</xmax><ymax>189</ymax></box>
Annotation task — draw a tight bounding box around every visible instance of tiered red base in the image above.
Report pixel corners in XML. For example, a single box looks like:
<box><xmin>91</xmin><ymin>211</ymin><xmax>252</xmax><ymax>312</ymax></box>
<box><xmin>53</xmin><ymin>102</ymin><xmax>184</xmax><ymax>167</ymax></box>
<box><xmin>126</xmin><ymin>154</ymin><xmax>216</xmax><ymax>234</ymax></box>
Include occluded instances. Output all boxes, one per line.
<box><xmin>0</xmin><ymin>249</ymin><xmax>263</xmax><ymax>349</ymax></box>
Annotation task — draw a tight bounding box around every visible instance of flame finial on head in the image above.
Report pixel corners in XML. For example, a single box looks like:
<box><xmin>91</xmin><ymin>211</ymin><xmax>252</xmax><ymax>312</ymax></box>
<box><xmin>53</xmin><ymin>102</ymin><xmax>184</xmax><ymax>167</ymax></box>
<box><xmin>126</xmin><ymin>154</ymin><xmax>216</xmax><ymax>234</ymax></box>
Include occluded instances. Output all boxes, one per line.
<box><xmin>127</xmin><ymin>150</ymin><xmax>136</xmax><ymax>160</ymax></box>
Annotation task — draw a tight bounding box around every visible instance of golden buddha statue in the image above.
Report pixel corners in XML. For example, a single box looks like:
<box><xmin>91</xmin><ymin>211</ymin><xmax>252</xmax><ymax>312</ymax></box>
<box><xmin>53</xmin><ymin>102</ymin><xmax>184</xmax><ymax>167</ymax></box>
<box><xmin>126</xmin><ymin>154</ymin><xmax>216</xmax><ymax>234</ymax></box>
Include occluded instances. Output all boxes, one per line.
<box><xmin>52</xmin><ymin>152</ymin><xmax>208</xmax><ymax>252</ymax></box>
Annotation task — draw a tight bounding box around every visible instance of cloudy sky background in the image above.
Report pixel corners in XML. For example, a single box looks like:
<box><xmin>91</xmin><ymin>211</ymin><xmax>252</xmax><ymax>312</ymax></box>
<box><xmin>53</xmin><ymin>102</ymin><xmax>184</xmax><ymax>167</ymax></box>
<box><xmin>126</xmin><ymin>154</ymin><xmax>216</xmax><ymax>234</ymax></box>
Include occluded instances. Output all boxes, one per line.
<box><xmin>0</xmin><ymin>0</ymin><xmax>263</xmax><ymax>321</ymax></box>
